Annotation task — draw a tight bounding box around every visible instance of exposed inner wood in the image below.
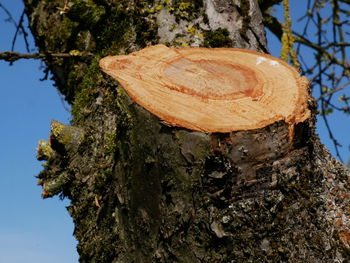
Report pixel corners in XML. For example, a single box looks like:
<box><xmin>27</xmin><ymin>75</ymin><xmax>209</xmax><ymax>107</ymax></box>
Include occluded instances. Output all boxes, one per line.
<box><xmin>100</xmin><ymin>44</ymin><xmax>310</xmax><ymax>132</ymax></box>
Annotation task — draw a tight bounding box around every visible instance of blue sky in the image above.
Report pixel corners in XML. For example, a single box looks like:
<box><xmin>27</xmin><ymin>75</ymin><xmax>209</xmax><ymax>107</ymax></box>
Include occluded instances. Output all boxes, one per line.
<box><xmin>0</xmin><ymin>1</ymin><xmax>349</xmax><ymax>263</ymax></box>
<box><xmin>0</xmin><ymin>1</ymin><xmax>78</xmax><ymax>262</ymax></box>
<box><xmin>267</xmin><ymin>2</ymin><xmax>350</xmax><ymax>163</ymax></box>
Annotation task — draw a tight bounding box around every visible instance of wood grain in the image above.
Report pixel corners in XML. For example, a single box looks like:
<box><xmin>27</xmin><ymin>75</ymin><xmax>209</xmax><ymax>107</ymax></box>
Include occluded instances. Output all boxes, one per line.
<box><xmin>100</xmin><ymin>44</ymin><xmax>310</xmax><ymax>132</ymax></box>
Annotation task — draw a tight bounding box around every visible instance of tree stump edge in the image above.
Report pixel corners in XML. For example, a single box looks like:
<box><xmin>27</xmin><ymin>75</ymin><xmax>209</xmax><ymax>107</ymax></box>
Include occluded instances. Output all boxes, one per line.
<box><xmin>100</xmin><ymin>44</ymin><xmax>311</xmax><ymax>137</ymax></box>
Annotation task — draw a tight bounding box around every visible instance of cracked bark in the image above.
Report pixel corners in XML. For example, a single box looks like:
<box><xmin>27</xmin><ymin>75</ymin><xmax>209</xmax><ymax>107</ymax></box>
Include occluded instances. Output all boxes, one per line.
<box><xmin>25</xmin><ymin>0</ymin><xmax>350</xmax><ymax>262</ymax></box>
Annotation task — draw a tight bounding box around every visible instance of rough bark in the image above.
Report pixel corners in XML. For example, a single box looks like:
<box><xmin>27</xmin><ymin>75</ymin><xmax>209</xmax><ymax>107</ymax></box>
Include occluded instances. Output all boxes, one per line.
<box><xmin>25</xmin><ymin>0</ymin><xmax>350</xmax><ymax>262</ymax></box>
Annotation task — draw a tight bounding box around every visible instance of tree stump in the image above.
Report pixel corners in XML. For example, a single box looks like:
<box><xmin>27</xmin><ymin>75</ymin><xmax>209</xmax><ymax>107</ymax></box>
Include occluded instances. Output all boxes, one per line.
<box><xmin>100</xmin><ymin>44</ymin><xmax>310</xmax><ymax>134</ymax></box>
<box><xmin>96</xmin><ymin>45</ymin><xmax>350</xmax><ymax>262</ymax></box>
<box><xmin>25</xmin><ymin>0</ymin><xmax>350</xmax><ymax>261</ymax></box>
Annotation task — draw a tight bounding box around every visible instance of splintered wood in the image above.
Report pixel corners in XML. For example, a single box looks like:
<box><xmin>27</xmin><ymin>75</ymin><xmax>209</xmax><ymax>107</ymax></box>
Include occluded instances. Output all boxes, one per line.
<box><xmin>99</xmin><ymin>44</ymin><xmax>310</xmax><ymax>132</ymax></box>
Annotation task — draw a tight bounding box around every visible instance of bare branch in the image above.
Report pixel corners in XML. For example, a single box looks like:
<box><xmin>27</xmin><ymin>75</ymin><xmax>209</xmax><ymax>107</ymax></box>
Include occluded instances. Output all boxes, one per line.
<box><xmin>0</xmin><ymin>3</ymin><xmax>30</xmax><ymax>52</ymax></box>
<box><xmin>11</xmin><ymin>10</ymin><xmax>30</xmax><ymax>52</ymax></box>
<box><xmin>0</xmin><ymin>51</ymin><xmax>92</xmax><ymax>63</ymax></box>
<box><xmin>316</xmin><ymin>81</ymin><xmax>350</xmax><ymax>101</ymax></box>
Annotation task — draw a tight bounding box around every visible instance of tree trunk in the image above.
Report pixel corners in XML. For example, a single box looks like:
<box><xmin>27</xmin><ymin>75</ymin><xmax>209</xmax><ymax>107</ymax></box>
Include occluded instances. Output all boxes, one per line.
<box><xmin>25</xmin><ymin>0</ymin><xmax>350</xmax><ymax>262</ymax></box>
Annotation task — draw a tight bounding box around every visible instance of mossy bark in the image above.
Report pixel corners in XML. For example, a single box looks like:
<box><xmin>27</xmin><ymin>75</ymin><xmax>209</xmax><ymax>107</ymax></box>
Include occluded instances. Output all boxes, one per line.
<box><xmin>25</xmin><ymin>0</ymin><xmax>350</xmax><ymax>262</ymax></box>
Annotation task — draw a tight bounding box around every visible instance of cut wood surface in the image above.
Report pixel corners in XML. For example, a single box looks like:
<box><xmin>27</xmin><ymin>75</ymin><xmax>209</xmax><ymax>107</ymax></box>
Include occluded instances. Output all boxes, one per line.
<box><xmin>100</xmin><ymin>44</ymin><xmax>310</xmax><ymax>132</ymax></box>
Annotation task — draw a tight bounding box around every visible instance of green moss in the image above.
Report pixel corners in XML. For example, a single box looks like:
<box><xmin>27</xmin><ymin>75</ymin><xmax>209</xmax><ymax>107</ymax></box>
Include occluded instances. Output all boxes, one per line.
<box><xmin>36</xmin><ymin>2</ymin><xmax>79</xmax><ymax>51</ymax></box>
<box><xmin>71</xmin><ymin>87</ymin><xmax>93</xmax><ymax>124</ymax></box>
<box><xmin>168</xmin><ymin>0</ymin><xmax>203</xmax><ymax>21</ymax></box>
<box><xmin>61</xmin><ymin>128</ymin><xmax>83</xmax><ymax>146</ymax></box>
<box><xmin>66</xmin><ymin>1</ymin><xmax>105</xmax><ymax>29</ymax></box>
<box><xmin>43</xmin><ymin>171</ymin><xmax>70</xmax><ymax>197</ymax></box>
<box><xmin>93</xmin><ymin>169</ymin><xmax>113</xmax><ymax>195</ymax></box>
<box><xmin>71</xmin><ymin>58</ymin><xmax>102</xmax><ymax>124</ymax></box>
<box><xmin>66</xmin><ymin>1</ymin><xmax>136</xmax><ymax>53</ymax></box>
<box><xmin>240</xmin><ymin>0</ymin><xmax>251</xmax><ymax>38</ymax></box>
<box><xmin>174</xmin><ymin>0</ymin><xmax>203</xmax><ymax>10</ymax></box>
<box><xmin>203</xmin><ymin>28</ymin><xmax>232</xmax><ymax>47</ymax></box>
<box><xmin>134</xmin><ymin>3</ymin><xmax>159</xmax><ymax>47</ymax></box>
<box><xmin>51</xmin><ymin>120</ymin><xmax>64</xmax><ymax>138</ymax></box>
<box><xmin>105</xmin><ymin>130</ymin><xmax>117</xmax><ymax>154</ymax></box>
<box><xmin>115</xmin><ymin>88</ymin><xmax>134</xmax><ymax>132</ymax></box>
<box><xmin>89</xmin><ymin>1</ymin><xmax>160</xmax><ymax>50</ymax></box>
<box><xmin>97</xmin><ymin>14</ymin><xmax>133</xmax><ymax>52</ymax></box>
<box><xmin>187</xmin><ymin>26</ymin><xmax>197</xmax><ymax>34</ymax></box>
<box><xmin>36</xmin><ymin>139</ymin><xmax>54</xmax><ymax>161</ymax></box>
<box><xmin>179</xmin><ymin>2</ymin><xmax>191</xmax><ymax>10</ymax></box>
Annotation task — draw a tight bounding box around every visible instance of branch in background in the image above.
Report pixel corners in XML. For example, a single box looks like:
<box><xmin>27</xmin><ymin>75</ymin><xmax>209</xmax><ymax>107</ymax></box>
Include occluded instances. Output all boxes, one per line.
<box><xmin>312</xmin><ymin>0</ymin><xmax>349</xmax><ymax>162</ymax></box>
<box><xmin>320</xmin><ymin>105</ymin><xmax>344</xmax><ymax>161</ymax></box>
<box><xmin>316</xmin><ymin>81</ymin><xmax>350</xmax><ymax>101</ymax></box>
<box><xmin>0</xmin><ymin>3</ymin><xmax>20</xmax><ymax>29</ymax></box>
<box><xmin>11</xmin><ymin>10</ymin><xmax>30</xmax><ymax>52</ymax></box>
<box><xmin>0</xmin><ymin>51</ymin><xmax>92</xmax><ymax>63</ymax></box>
<box><xmin>280</xmin><ymin>0</ymin><xmax>300</xmax><ymax>67</ymax></box>
<box><xmin>0</xmin><ymin>3</ymin><xmax>30</xmax><ymax>52</ymax></box>
<box><xmin>258</xmin><ymin>0</ymin><xmax>283</xmax><ymax>13</ymax></box>
<box><xmin>262</xmin><ymin>0</ymin><xmax>349</xmax><ymax>161</ymax></box>
<box><xmin>263</xmin><ymin>13</ymin><xmax>283</xmax><ymax>39</ymax></box>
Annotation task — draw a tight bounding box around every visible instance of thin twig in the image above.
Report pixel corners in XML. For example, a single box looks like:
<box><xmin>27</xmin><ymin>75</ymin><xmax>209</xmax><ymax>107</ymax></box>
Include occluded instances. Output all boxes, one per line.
<box><xmin>316</xmin><ymin>81</ymin><xmax>350</xmax><ymax>101</ymax></box>
<box><xmin>11</xmin><ymin>10</ymin><xmax>30</xmax><ymax>52</ymax></box>
<box><xmin>0</xmin><ymin>51</ymin><xmax>92</xmax><ymax>63</ymax></box>
<box><xmin>0</xmin><ymin>3</ymin><xmax>30</xmax><ymax>52</ymax></box>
